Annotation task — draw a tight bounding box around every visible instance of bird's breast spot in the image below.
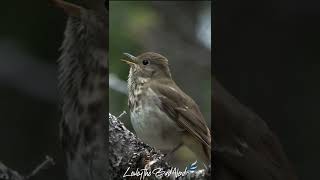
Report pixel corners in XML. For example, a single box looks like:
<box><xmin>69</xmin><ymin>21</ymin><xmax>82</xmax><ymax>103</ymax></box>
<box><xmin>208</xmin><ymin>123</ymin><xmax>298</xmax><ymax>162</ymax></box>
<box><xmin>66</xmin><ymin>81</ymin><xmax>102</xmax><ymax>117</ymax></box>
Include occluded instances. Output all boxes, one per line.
<box><xmin>137</xmin><ymin>77</ymin><xmax>150</xmax><ymax>84</ymax></box>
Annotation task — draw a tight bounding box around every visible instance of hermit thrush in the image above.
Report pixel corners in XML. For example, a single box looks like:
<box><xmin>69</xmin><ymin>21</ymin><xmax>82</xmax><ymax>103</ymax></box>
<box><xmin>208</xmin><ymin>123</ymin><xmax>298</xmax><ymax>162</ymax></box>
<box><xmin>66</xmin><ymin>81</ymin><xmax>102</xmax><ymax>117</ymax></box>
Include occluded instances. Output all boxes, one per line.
<box><xmin>122</xmin><ymin>52</ymin><xmax>211</xmax><ymax>169</ymax></box>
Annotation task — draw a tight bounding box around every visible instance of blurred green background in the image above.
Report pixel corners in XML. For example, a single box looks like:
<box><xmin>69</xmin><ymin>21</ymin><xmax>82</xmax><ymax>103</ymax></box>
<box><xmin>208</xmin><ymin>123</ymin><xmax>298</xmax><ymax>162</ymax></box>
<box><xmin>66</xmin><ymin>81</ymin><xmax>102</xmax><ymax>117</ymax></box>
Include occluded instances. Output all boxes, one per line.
<box><xmin>109</xmin><ymin>1</ymin><xmax>212</xmax><ymax>133</ymax></box>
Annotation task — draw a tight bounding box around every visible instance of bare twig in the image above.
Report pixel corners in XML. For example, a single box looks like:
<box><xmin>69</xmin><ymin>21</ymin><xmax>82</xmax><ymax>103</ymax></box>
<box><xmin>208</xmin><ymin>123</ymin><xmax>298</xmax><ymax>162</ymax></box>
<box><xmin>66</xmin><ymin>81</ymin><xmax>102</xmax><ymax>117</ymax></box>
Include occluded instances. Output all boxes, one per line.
<box><xmin>117</xmin><ymin>111</ymin><xmax>127</xmax><ymax>119</ymax></box>
<box><xmin>25</xmin><ymin>156</ymin><xmax>55</xmax><ymax>179</ymax></box>
<box><xmin>0</xmin><ymin>156</ymin><xmax>55</xmax><ymax>180</ymax></box>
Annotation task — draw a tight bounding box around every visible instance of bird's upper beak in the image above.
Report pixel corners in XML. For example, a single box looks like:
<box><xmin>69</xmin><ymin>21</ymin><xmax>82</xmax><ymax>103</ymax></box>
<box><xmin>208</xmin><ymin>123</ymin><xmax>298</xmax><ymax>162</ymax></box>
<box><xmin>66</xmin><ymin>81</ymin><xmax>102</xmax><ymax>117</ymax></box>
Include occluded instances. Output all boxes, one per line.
<box><xmin>121</xmin><ymin>53</ymin><xmax>137</xmax><ymax>66</ymax></box>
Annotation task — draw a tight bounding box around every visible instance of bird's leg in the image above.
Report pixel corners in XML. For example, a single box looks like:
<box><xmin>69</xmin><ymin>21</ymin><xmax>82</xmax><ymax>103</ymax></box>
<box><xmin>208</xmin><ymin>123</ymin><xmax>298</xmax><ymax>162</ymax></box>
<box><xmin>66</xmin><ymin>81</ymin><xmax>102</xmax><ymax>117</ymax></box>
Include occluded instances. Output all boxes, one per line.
<box><xmin>144</xmin><ymin>144</ymin><xmax>183</xmax><ymax>170</ymax></box>
<box><xmin>163</xmin><ymin>143</ymin><xmax>183</xmax><ymax>162</ymax></box>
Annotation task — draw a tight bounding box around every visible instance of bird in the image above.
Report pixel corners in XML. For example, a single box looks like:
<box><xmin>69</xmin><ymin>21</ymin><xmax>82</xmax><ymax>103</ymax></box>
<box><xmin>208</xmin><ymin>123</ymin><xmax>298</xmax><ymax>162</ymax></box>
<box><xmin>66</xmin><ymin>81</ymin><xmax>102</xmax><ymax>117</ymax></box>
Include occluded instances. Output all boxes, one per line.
<box><xmin>52</xmin><ymin>0</ymin><xmax>108</xmax><ymax>180</ymax></box>
<box><xmin>121</xmin><ymin>52</ymin><xmax>211</xmax><ymax>169</ymax></box>
<box><xmin>212</xmin><ymin>78</ymin><xmax>298</xmax><ymax>180</ymax></box>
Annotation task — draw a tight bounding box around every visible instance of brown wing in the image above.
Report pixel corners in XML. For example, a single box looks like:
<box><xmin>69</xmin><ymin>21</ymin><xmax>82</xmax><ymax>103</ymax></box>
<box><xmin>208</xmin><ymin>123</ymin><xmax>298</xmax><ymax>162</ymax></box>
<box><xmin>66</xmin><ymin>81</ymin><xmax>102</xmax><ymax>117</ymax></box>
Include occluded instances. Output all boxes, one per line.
<box><xmin>150</xmin><ymin>81</ymin><xmax>211</xmax><ymax>150</ymax></box>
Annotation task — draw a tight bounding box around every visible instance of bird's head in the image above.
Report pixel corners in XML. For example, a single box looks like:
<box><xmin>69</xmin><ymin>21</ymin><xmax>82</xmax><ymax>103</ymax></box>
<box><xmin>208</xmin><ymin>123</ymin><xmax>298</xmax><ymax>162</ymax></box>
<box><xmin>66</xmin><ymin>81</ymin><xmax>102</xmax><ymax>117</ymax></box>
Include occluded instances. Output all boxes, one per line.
<box><xmin>121</xmin><ymin>52</ymin><xmax>172</xmax><ymax>80</ymax></box>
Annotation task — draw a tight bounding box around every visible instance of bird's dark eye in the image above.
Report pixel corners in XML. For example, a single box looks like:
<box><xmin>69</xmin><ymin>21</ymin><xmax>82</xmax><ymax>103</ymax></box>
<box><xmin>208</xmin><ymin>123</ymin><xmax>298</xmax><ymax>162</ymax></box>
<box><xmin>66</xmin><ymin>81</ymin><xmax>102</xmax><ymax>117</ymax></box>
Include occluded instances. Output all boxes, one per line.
<box><xmin>142</xmin><ymin>59</ymin><xmax>149</xmax><ymax>65</ymax></box>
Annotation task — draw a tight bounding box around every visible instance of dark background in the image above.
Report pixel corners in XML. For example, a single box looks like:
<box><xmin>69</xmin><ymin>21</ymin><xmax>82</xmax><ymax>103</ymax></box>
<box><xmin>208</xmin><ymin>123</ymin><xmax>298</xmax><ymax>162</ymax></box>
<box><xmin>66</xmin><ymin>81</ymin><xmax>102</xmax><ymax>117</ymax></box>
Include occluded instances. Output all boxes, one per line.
<box><xmin>214</xmin><ymin>0</ymin><xmax>320</xmax><ymax>179</ymax></box>
<box><xmin>0</xmin><ymin>0</ymin><xmax>66</xmax><ymax>179</ymax></box>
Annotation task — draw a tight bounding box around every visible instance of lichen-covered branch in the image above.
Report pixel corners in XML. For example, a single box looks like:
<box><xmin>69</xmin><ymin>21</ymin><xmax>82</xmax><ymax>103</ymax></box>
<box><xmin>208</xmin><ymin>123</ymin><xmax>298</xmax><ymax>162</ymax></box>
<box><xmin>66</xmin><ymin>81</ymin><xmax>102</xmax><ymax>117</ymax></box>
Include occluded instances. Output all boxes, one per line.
<box><xmin>108</xmin><ymin>113</ymin><xmax>211</xmax><ymax>180</ymax></box>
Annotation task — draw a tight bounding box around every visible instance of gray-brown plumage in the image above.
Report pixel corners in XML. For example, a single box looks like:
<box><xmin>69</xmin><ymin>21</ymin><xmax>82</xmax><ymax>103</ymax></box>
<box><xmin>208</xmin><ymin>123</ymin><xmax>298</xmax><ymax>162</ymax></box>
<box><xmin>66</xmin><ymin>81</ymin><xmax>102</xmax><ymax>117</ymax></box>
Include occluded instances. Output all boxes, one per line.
<box><xmin>213</xmin><ymin>78</ymin><xmax>298</xmax><ymax>180</ymax></box>
<box><xmin>122</xmin><ymin>52</ymin><xmax>211</xmax><ymax>168</ymax></box>
<box><xmin>52</xmin><ymin>0</ymin><xmax>108</xmax><ymax>180</ymax></box>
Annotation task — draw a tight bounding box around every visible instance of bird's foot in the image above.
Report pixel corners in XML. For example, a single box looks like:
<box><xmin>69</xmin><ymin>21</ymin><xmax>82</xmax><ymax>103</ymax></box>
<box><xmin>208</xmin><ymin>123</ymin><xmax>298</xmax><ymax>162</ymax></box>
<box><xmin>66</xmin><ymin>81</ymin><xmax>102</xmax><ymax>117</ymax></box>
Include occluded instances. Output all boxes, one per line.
<box><xmin>141</xmin><ymin>151</ymin><xmax>159</xmax><ymax>170</ymax></box>
<box><xmin>163</xmin><ymin>143</ymin><xmax>183</xmax><ymax>162</ymax></box>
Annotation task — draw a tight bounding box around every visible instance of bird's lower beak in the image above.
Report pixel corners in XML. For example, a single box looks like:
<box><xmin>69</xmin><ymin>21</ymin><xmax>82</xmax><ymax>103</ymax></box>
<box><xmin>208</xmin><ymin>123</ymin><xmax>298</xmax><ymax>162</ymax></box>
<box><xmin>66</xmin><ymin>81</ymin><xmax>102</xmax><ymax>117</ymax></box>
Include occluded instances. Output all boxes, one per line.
<box><xmin>121</xmin><ymin>53</ymin><xmax>137</xmax><ymax>66</ymax></box>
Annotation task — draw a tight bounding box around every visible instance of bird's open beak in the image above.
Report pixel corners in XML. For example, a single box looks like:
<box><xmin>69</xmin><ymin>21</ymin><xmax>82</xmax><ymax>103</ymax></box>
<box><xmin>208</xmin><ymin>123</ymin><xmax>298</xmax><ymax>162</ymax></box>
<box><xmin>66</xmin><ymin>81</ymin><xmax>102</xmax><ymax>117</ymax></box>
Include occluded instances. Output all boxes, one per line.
<box><xmin>121</xmin><ymin>53</ymin><xmax>137</xmax><ymax>66</ymax></box>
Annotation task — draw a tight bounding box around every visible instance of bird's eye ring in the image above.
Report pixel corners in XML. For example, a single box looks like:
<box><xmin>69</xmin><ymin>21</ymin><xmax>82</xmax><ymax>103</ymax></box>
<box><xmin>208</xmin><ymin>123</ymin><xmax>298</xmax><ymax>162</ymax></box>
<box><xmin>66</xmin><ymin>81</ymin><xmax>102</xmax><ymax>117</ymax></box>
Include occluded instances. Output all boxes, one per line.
<box><xmin>142</xmin><ymin>59</ymin><xmax>149</xmax><ymax>65</ymax></box>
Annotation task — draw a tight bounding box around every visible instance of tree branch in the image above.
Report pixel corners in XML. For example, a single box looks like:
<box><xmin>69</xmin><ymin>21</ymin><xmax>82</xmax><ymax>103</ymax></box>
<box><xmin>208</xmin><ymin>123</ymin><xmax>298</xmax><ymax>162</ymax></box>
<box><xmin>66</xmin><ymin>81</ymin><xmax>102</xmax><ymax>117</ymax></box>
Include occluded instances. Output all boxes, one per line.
<box><xmin>108</xmin><ymin>113</ymin><xmax>211</xmax><ymax>179</ymax></box>
<box><xmin>0</xmin><ymin>162</ymin><xmax>23</xmax><ymax>180</ymax></box>
<box><xmin>0</xmin><ymin>156</ymin><xmax>55</xmax><ymax>180</ymax></box>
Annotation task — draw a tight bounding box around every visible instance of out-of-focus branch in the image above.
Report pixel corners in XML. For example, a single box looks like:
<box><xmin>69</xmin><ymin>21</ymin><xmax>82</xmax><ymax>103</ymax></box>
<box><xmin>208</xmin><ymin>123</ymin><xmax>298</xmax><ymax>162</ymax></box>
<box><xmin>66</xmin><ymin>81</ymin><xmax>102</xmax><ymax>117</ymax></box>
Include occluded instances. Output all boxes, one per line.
<box><xmin>109</xmin><ymin>73</ymin><xmax>127</xmax><ymax>95</ymax></box>
<box><xmin>0</xmin><ymin>156</ymin><xmax>54</xmax><ymax>180</ymax></box>
<box><xmin>0</xmin><ymin>41</ymin><xmax>127</xmax><ymax>102</ymax></box>
<box><xmin>0</xmin><ymin>40</ymin><xmax>57</xmax><ymax>103</ymax></box>
<box><xmin>0</xmin><ymin>162</ymin><xmax>23</xmax><ymax>180</ymax></box>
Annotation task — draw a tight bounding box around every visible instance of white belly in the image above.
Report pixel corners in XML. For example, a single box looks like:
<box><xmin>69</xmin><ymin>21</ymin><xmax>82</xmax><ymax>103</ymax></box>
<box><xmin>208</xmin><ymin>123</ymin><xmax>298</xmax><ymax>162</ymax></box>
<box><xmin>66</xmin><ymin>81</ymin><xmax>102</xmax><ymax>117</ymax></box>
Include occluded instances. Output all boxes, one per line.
<box><xmin>130</xmin><ymin>88</ymin><xmax>183</xmax><ymax>152</ymax></box>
